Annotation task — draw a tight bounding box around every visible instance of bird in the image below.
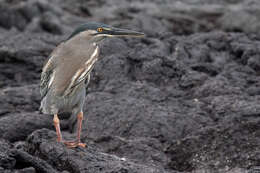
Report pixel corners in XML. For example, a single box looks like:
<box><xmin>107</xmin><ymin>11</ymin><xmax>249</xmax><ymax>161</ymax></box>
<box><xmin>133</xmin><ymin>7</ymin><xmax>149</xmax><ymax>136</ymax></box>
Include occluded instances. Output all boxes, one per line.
<box><xmin>39</xmin><ymin>22</ymin><xmax>144</xmax><ymax>148</ymax></box>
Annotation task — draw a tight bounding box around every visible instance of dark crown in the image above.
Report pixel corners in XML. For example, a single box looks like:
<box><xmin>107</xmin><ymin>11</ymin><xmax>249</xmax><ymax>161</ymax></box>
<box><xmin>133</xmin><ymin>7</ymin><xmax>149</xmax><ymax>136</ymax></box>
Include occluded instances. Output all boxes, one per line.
<box><xmin>68</xmin><ymin>22</ymin><xmax>111</xmax><ymax>40</ymax></box>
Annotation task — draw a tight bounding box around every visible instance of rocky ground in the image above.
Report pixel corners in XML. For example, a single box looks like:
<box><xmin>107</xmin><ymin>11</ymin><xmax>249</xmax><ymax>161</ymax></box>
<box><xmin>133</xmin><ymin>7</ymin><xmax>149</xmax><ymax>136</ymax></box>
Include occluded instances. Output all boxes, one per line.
<box><xmin>1</xmin><ymin>0</ymin><xmax>260</xmax><ymax>172</ymax></box>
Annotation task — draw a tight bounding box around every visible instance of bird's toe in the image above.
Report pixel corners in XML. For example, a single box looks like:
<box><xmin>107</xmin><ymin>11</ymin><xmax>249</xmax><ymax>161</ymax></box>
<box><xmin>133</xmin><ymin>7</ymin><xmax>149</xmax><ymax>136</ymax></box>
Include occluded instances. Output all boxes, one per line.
<box><xmin>63</xmin><ymin>141</ymin><xmax>86</xmax><ymax>148</ymax></box>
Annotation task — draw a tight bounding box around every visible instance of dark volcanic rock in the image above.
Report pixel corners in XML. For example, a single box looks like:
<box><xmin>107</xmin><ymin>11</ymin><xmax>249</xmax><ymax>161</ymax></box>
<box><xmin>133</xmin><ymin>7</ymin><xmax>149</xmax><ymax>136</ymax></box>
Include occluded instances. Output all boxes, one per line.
<box><xmin>1</xmin><ymin>0</ymin><xmax>260</xmax><ymax>172</ymax></box>
<box><xmin>0</xmin><ymin>111</ymin><xmax>53</xmax><ymax>142</ymax></box>
<box><xmin>0</xmin><ymin>140</ymin><xmax>16</xmax><ymax>169</ymax></box>
<box><xmin>0</xmin><ymin>85</ymin><xmax>40</xmax><ymax>114</ymax></box>
<box><xmin>25</xmin><ymin>129</ymin><xmax>168</xmax><ymax>173</ymax></box>
<box><xmin>0</xmin><ymin>30</ymin><xmax>59</xmax><ymax>88</ymax></box>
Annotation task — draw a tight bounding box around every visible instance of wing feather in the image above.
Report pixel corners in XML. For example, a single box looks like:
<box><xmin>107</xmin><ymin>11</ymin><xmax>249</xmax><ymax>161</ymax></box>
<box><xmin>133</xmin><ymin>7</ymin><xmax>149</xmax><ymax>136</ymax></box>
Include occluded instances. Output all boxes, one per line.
<box><xmin>40</xmin><ymin>56</ymin><xmax>56</xmax><ymax>99</ymax></box>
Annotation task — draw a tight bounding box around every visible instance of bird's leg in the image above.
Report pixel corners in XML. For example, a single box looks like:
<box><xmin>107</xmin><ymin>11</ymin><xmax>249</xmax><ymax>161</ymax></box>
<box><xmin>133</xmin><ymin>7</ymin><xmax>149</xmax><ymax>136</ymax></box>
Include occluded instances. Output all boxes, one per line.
<box><xmin>53</xmin><ymin>114</ymin><xmax>63</xmax><ymax>142</ymax></box>
<box><xmin>76</xmin><ymin>111</ymin><xmax>86</xmax><ymax>147</ymax></box>
<box><xmin>63</xmin><ymin>111</ymin><xmax>86</xmax><ymax>148</ymax></box>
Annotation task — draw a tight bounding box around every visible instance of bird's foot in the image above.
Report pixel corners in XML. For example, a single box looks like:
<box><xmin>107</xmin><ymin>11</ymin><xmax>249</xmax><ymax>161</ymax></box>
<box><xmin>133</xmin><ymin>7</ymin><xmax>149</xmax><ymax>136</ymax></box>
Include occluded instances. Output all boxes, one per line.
<box><xmin>63</xmin><ymin>141</ymin><xmax>86</xmax><ymax>148</ymax></box>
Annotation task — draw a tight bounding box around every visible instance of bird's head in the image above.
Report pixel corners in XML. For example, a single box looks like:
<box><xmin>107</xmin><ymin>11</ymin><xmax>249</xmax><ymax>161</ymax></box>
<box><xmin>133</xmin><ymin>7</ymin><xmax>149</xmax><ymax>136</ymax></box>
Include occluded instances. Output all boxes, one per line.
<box><xmin>68</xmin><ymin>22</ymin><xmax>144</xmax><ymax>43</ymax></box>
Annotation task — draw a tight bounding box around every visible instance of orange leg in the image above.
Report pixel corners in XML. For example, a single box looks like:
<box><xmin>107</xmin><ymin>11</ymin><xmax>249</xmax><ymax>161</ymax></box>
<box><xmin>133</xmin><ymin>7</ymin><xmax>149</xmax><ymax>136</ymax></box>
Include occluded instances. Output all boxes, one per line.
<box><xmin>53</xmin><ymin>114</ymin><xmax>62</xmax><ymax>142</ymax></box>
<box><xmin>76</xmin><ymin>111</ymin><xmax>84</xmax><ymax>144</ymax></box>
<box><xmin>63</xmin><ymin>111</ymin><xmax>86</xmax><ymax>148</ymax></box>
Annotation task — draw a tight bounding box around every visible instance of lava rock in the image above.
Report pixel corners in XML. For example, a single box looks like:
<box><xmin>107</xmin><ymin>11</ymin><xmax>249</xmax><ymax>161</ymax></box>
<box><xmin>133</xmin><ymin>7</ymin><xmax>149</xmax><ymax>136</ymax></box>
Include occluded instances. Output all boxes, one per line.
<box><xmin>1</xmin><ymin>0</ymin><xmax>260</xmax><ymax>172</ymax></box>
<box><xmin>25</xmin><ymin>129</ymin><xmax>170</xmax><ymax>173</ymax></box>
<box><xmin>0</xmin><ymin>140</ymin><xmax>16</xmax><ymax>169</ymax></box>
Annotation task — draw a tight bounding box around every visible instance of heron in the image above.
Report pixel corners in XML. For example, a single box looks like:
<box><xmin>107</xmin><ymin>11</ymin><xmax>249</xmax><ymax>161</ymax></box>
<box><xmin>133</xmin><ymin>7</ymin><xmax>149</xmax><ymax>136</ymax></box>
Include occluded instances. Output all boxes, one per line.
<box><xmin>40</xmin><ymin>22</ymin><xmax>144</xmax><ymax>147</ymax></box>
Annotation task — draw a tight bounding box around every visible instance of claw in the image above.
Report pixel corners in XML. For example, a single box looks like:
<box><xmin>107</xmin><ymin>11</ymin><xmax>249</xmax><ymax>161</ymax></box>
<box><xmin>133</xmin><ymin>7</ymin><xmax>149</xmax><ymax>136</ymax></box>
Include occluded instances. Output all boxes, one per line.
<box><xmin>63</xmin><ymin>141</ymin><xmax>86</xmax><ymax>148</ymax></box>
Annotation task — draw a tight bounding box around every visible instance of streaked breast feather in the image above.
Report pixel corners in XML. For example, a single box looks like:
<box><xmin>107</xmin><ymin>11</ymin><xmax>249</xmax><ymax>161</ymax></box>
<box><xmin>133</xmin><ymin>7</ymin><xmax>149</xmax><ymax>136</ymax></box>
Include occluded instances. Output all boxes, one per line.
<box><xmin>85</xmin><ymin>46</ymin><xmax>99</xmax><ymax>65</ymax></box>
<box><xmin>64</xmin><ymin>46</ymin><xmax>99</xmax><ymax>95</ymax></box>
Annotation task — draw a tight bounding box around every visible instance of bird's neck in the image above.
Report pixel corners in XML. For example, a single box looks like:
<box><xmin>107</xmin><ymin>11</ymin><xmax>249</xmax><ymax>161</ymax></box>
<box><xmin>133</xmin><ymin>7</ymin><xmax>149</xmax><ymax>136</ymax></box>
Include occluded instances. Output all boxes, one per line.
<box><xmin>65</xmin><ymin>35</ymin><xmax>98</xmax><ymax>50</ymax></box>
<box><xmin>67</xmin><ymin>31</ymin><xmax>104</xmax><ymax>46</ymax></box>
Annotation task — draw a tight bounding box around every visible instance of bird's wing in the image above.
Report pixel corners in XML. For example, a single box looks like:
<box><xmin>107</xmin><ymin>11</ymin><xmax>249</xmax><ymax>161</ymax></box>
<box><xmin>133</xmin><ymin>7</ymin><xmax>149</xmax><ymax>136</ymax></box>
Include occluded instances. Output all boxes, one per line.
<box><xmin>40</xmin><ymin>44</ymin><xmax>62</xmax><ymax>99</ymax></box>
<box><xmin>40</xmin><ymin>56</ymin><xmax>56</xmax><ymax>99</ymax></box>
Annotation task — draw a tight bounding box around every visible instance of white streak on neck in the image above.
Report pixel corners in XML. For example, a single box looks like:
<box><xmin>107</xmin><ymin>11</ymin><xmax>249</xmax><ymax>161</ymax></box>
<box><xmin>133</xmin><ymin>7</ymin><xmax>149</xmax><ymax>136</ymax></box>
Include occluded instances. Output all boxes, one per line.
<box><xmin>78</xmin><ymin>46</ymin><xmax>99</xmax><ymax>80</ymax></box>
<box><xmin>85</xmin><ymin>46</ymin><xmax>99</xmax><ymax>65</ymax></box>
<box><xmin>65</xmin><ymin>46</ymin><xmax>99</xmax><ymax>95</ymax></box>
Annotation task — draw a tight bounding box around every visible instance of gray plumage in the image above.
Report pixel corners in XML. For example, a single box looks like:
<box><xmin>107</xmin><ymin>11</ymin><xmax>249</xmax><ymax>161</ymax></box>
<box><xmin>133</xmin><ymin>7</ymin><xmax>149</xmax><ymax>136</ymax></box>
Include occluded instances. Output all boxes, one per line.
<box><xmin>39</xmin><ymin>22</ymin><xmax>144</xmax><ymax>118</ymax></box>
<box><xmin>39</xmin><ymin>22</ymin><xmax>144</xmax><ymax>148</ymax></box>
<box><xmin>40</xmin><ymin>30</ymin><xmax>99</xmax><ymax>115</ymax></box>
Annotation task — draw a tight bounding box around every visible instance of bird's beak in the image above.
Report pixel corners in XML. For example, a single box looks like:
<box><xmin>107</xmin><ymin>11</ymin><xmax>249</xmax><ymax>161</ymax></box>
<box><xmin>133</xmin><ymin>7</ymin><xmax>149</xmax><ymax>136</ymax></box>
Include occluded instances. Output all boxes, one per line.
<box><xmin>107</xmin><ymin>28</ymin><xmax>145</xmax><ymax>37</ymax></box>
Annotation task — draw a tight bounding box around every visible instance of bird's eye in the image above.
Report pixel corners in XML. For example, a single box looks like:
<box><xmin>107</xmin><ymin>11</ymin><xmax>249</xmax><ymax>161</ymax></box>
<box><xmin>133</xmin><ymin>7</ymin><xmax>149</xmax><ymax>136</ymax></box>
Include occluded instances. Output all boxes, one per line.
<box><xmin>97</xmin><ymin>28</ymin><xmax>103</xmax><ymax>32</ymax></box>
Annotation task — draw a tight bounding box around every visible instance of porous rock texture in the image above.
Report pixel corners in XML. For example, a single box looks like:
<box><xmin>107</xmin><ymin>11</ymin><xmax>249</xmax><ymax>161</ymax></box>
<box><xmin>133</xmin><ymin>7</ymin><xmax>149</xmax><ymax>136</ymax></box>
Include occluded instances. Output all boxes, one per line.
<box><xmin>1</xmin><ymin>0</ymin><xmax>260</xmax><ymax>172</ymax></box>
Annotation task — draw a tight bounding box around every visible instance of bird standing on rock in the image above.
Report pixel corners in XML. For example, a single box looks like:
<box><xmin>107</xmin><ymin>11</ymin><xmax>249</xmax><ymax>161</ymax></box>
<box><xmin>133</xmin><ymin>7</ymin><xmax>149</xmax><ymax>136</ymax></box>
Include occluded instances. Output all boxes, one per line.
<box><xmin>39</xmin><ymin>22</ymin><xmax>144</xmax><ymax>148</ymax></box>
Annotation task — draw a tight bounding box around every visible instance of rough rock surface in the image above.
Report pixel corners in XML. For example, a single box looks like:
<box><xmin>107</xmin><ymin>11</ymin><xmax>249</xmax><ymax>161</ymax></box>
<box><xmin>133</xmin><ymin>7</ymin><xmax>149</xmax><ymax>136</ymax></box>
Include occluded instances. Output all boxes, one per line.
<box><xmin>1</xmin><ymin>0</ymin><xmax>260</xmax><ymax>172</ymax></box>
